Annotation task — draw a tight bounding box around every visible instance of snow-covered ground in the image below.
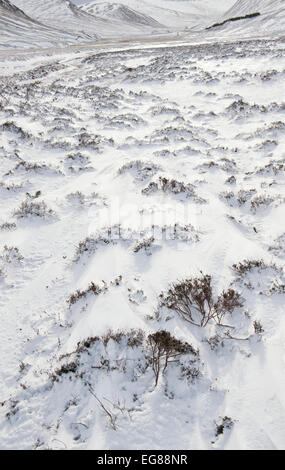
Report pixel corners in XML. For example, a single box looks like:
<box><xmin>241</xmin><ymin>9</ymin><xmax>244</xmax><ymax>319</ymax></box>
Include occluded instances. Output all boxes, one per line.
<box><xmin>0</xmin><ymin>0</ymin><xmax>285</xmax><ymax>452</ymax></box>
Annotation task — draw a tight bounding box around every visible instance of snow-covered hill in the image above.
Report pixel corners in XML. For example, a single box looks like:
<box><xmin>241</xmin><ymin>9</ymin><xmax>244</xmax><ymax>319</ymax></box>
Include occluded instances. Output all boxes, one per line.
<box><xmin>3</xmin><ymin>0</ymin><xmax>186</xmax><ymax>50</ymax></box>
<box><xmin>0</xmin><ymin>0</ymin><xmax>84</xmax><ymax>49</ymax></box>
<box><xmin>79</xmin><ymin>2</ymin><xmax>163</xmax><ymax>28</ymax></box>
<box><xmin>209</xmin><ymin>0</ymin><xmax>285</xmax><ymax>34</ymax></box>
<box><xmin>80</xmin><ymin>0</ymin><xmax>227</xmax><ymax>30</ymax></box>
<box><xmin>0</xmin><ymin>0</ymin><xmax>169</xmax><ymax>50</ymax></box>
<box><xmin>11</xmin><ymin>0</ymin><xmax>112</xmax><ymax>37</ymax></box>
<box><xmin>224</xmin><ymin>0</ymin><xmax>284</xmax><ymax>17</ymax></box>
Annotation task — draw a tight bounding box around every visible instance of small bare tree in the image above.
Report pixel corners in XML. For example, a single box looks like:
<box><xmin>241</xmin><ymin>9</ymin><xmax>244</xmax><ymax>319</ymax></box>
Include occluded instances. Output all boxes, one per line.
<box><xmin>161</xmin><ymin>274</ymin><xmax>243</xmax><ymax>328</ymax></box>
<box><xmin>147</xmin><ymin>330</ymin><xmax>197</xmax><ymax>387</ymax></box>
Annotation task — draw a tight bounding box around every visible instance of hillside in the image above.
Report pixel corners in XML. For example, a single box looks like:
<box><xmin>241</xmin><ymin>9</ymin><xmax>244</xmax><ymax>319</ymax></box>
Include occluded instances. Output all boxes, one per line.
<box><xmin>0</xmin><ymin>0</ymin><xmax>83</xmax><ymax>48</ymax></box>
<box><xmin>80</xmin><ymin>0</ymin><xmax>226</xmax><ymax>30</ymax></box>
<box><xmin>79</xmin><ymin>2</ymin><xmax>163</xmax><ymax>28</ymax></box>
<box><xmin>210</xmin><ymin>0</ymin><xmax>285</xmax><ymax>34</ymax></box>
<box><xmin>12</xmin><ymin>0</ymin><xmax>166</xmax><ymax>38</ymax></box>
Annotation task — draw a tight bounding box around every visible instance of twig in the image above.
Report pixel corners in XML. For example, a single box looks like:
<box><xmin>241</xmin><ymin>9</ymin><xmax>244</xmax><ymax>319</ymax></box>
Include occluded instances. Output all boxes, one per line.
<box><xmin>88</xmin><ymin>385</ymin><xmax>117</xmax><ymax>430</ymax></box>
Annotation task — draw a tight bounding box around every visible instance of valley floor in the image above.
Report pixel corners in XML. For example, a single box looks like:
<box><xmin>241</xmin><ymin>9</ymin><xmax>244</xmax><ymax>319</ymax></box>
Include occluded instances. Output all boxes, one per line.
<box><xmin>0</xmin><ymin>36</ymin><xmax>285</xmax><ymax>450</ymax></box>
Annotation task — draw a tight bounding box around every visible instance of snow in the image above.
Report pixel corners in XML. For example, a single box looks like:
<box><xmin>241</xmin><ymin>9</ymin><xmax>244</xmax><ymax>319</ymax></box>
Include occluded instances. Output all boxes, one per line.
<box><xmin>79</xmin><ymin>0</ymin><xmax>225</xmax><ymax>30</ymax></box>
<box><xmin>1</xmin><ymin>1</ymin><xmax>284</xmax><ymax>50</ymax></box>
<box><xmin>11</xmin><ymin>0</ymin><xmax>163</xmax><ymax>38</ymax></box>
<box><xmin>0</xmin><ymin>0</ymin><xmax>82</xmax><ymax>49</ymax></box>
<box><xmin>218</xmin><ymin>0</ymin><xmax>285</xmax><ymax>35</ymax></box>
<box><xmin>0</xmin><ymin>0</ymin><xmax>285</xmax><ymax>452</ymax></box>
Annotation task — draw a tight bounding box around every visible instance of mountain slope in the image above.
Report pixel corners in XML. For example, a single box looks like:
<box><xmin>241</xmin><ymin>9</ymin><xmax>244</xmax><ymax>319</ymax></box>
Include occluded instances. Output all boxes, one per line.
<box><xmin>11</xmin><ymin>0</ymin><xmax>167</xmax><ymax>38</ymax></box>
<box><xmin>223</xmin><ymin>0</ymin><xmax>284</xmax><ymax>17</ymax></box>
<box><xmin>79</xmin><ymin>2</ymin><xmax>163</xmax><ymax>28</ymax></box>
<box><xmin>12</xmin><ymin>0</ymin><xmax>101</xmax><ymax>37</ymax></box>
<box><xmin>0</xmin><ymin>0</ymin><xmax>167</xmax><ymax>50</ymax></box>
<box><xmin>215</xmin><ymin>0</ymin><xmax>285</xmax><ymax>34</ymax></box>
<box><xmin>80</xmin><ymin>0</ymin><xmax>224</xmax><ymax>30</ymax></box>
<box><xmin>0</xmin><ymin>0</ymin><xmax>82</xmax><ymax>49</ymax></box>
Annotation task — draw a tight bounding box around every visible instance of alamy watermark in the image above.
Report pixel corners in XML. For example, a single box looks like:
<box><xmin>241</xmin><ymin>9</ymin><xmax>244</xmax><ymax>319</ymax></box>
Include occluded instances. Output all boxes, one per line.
<box><xmin>87</xmin><ymin>196</ymin><xmax>201</xmax><ymax>243</ymax></box>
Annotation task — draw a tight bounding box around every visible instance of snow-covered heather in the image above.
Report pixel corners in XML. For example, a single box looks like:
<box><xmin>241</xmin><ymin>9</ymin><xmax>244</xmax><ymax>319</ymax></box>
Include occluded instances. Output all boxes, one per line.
<box><xmin>0</xmin><ymin>7</ymin><xmax>285</xmax><ymax>450</ymax></box>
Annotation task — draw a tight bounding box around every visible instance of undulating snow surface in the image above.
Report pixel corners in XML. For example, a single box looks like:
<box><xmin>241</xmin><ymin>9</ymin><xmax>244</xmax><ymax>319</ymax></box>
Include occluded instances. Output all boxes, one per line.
<box><xmin>0</xmin><ymin>0</ymin><xmax>285</xmax><ymax>452</ymax></box>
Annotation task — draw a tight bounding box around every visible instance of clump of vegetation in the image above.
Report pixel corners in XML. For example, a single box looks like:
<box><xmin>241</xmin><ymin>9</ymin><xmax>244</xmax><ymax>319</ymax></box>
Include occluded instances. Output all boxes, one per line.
<box><xmin>102</xmin><ymin>329</ymin><xmax>126</xmax><ymax>347</ymax></box>
<box><xmin>66</xmin><ymin>191</ymin><xmax>85</xmax><ymax>205</ymax></box>
<box><xmin>250</xmin><ymin>194</ymin><xmax>274</xmax><ymax>212</ymax></box>
<box><xmin>26</xmin><ymin>191</ymin><xmax>41</xmax><ymax>200</ymax></box>
<box><xmin>255</xmin><ymin>160</ymin><xmax>284</xmax><ymax>176</ymax></box>
<box><xmin>233</xmin><ymin>259</ymin><xmax>284</xmax><ymax>295</ymax></box>
<box><xmin>160</xmin><ymin>274</ymin><xmax>243</xmax><ymax>328</ymax></box>
<box><xmin>1</xmin><ymin>246</ymin><xmax>23</xmax><ymax>264</ymax></box>
<box><xmin>142</xmin><ymin>177</ymin><xmax>206</xmax><ymax>203</ymax></box>
<box><xmin>52</xmin><ymin>328</ymin><xmax>198</xmax><ymax>390</ymax></box>
<box><xmin>14</xmin><ymin>200</ymin><xmax>54</xmax><ymax>219</ymax></box>
<box><xmin>268</xmin><ymin>233</ymin><xmax>285</xmax><ymax>257</ymax></box>
<box><xmin>118</xmin><ymin>160</ymin><xmax>160</xmax><ymax>181</ymax></box>
<box><xmin>67</xmin><ymin>281</ymin><xmax>106</xmax><ymax>307</ymax></box>
<box><xmin>147</xmin><ymin>330</ymin><xmax>198</xmax><ymax>387</ymax></box>
<box><xmin>232</xmin><ymin>259</ymin><xmax>267</xmax><ymax>277</ymax></box>
<box><xmin>0</xmin><ymin>268</ymin><xmax>6</xmax><ymax>280</ymax></box>
<box><xmin>78</xmin><ymin>132</ymin><xmax>101</xmax><ymax>148</ymax></box>
<box><xmin>215</xmin><ymin>416</ymin><xmax>234</xmax><ymax>437</ymax></box>
<box><xmin>268</xmin><ymin>278</ymin><xmax>285</xmax><ymax>295</ymax></box>
<box><xmin>74</xmin><ymin>235</ymin><xmax>111</xmax><ymax>261</ymax></box>
<box><xmin>207</xmin><ymin>12</ymin><xmax>260</xmax><ymax>30</ymax></box>
<box><xmin>5</xmin><ymin>400</ymin><xmax>20</xmax><ymax>421</ymax></box>
<box><xmin>133</xmin><ymin>237</ymin><xmax>155</xmax><ymax>255</ymax></box>
<box><xmin>207</xmin><ymin>335</ymin><xmax>224</xmax><ymax>351</ymax></box>
<box><xmin>127</xmin><ymin>329</ymin><xmax>145</xmax><ymax>348</ymax></box>
<box><xmin>1</xmin><ymin>121</ymin><xmax>31</xmax><ymax>140</ymax></box>
<box><xmin>14</xmin><ymin>161</ymin><xmax>49</xmax><ymax>173</ymax></box>
<box><xmin>64</xmin><ymin>152</ymin><xmax>92</xmax><ymax>173</ymax></box>
<box><xmin>225</xmin><ymin>175</ymin><xmax>236</xmax><ymax>185</ymax></box>
<box><xmin>52</xmin><ymin>362</ymin><xmax>78</xmax><ymax>382</ymax></box>
<box><xmin>0</xmin><ymin>222</ymin><xmax>17</xmax><ymax>231</ymax></box>
<box><xmin>253</xmin><ymin>321</ymin><xmax>264</xmax><ymax>335</ymax></box>
<box><xmin>237</xmin><ymin>189</ymin><xmax>257</xmax><ymax>205</ymax></box>
<box><xmin>75</xmin><ymin>336</ymin><xmax>100</xmax><ymax>354</ymax></box>
<box><xmin>0</xmin><ymin>181</ymin><xmax>23</xmax><ymax>192</ymax></box>
<box><xmin>220</xmin><ymin>188</ymin><xmax>257</xmax><ymax>207</ymax></box>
